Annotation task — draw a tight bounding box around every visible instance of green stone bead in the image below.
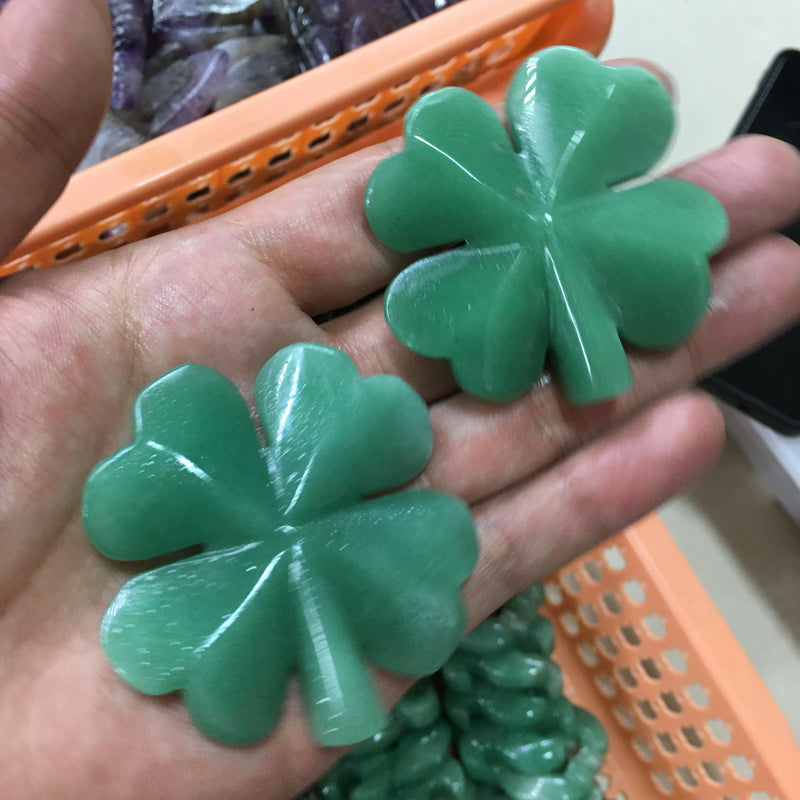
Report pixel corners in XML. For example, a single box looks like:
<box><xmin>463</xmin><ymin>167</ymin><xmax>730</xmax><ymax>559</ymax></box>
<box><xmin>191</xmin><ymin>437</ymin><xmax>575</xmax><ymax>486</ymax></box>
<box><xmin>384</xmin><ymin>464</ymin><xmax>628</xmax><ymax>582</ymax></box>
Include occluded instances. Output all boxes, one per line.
<box><xmin>440</xmin><ymin>586</ymin><xmax>607</xmax><ymax>800</ymax></box>
<box><xmin>483</xmin><ymin>721</ymin><xmax>575</xmax><ymax>773</ymax></box>
<box><xmin>365</xmin><ymin>46</ymin><xmax>728</xmax><ymax>405</ymax></box>
<box><xmin>441</xmin><ymin>656</ymin><xmax>476</xmax><ymax>696</ymax></box>
<box><xmin>348</xmin><ymin>715</ymin><xmax>406</xmax><ymax>759</ymax></box>
<box><xmin>392</xmin><ymin>721</ymin><xmax>453</xmax><ymax>783</ymax></box>
<box><xmin>475</xmin><ymin>651</ymin><xmax>563</xmax><ymax>696</ymax></box>
<box><xmin>496</xmin><ymin>710</ymin><xmax>608</xmax><ymax>800</ymax></box>
<box><xmin>445</xmin><ymin>683</ymin><xmax>576</xmax><ymax>733</ymax></box>
<box><xmin>456</xmin><ymin>705</ymin><xmax>607</xmax><ymax>800</ymax></box>
<box><xmin>457</xmin><ymin>619</ymin><xmax>516</xmax><ymax>655</ymax></box>
<box><xmin>394</xmin><ymin>680</ymin><xmax>444</xmax><ymax>730</ymax></box>
<box><xmin>468</xmin><ymin>784</ymin><xmax>510</xmax><ymax>800</ymax></box>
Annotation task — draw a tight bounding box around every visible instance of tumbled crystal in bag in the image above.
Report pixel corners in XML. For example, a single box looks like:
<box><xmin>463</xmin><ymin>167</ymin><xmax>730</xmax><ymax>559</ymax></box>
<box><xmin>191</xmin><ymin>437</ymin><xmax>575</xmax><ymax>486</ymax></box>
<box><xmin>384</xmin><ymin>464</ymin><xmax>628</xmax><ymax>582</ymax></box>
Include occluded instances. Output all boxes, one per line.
<box><xmin>152</xmin><ymin>0</ymin><xmax>264</xmax><ymax>31</ymax></box>
<box><xmin>213</xmin><ymin>36</ymin><xmax>300</xmax><ymax>109</ymax></box>
<box><xmin>77</xmin><ymin>111</ymin><xmax>147</xmax><ymax>171</ymax></box>
<box><xmin>138</xmin><ymin>48</ymin><xmax>229</xmax><ymax>135</ymax></box>
<box><xmin>109</xmin><ymin>0</ymin><xmax>150</xmax><ymax>110</ymax></box>
<box><xmin>159</xmin><ymin>20</ymin><xmax>265</xmax><ymax>51</ymax></box>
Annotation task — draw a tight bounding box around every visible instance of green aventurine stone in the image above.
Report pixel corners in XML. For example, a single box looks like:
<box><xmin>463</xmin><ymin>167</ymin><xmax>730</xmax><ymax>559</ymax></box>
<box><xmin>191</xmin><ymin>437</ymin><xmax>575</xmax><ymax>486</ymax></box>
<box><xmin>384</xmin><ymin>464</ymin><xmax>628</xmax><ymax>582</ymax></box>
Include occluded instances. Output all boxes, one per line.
<box><xmin>84</xmin><ymin>343</ymin><xmax>477</xmax><ymax>747</ymax></box>
<box><xmin>365</xmin><ymin>46</ymin><xmax>728</xmax><ymax>405</ymax></box>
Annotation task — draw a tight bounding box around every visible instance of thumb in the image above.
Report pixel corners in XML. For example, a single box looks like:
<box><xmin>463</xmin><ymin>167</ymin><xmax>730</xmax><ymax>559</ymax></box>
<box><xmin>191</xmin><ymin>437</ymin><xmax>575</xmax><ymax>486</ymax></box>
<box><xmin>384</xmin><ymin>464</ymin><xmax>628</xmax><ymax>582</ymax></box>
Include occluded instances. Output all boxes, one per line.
<box><xmin>0</xmin><ymin>0</ymin><xmax>112</xmax><ymax>258</ymax></box>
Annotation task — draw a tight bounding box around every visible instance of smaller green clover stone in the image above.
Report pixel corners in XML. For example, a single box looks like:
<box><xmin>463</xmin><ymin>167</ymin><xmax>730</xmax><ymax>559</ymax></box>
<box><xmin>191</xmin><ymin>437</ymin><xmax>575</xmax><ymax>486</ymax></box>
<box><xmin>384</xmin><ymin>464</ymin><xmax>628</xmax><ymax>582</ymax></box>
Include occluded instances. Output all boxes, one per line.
<box><xmin>83</xmin><ymin>343</ymin><xmax>477</xmax><ymax>747</ymax></box>
<box><xmin>365</xmin><ymin>46</ymin><xmax>729</xmax><ymax>405</ymax></box>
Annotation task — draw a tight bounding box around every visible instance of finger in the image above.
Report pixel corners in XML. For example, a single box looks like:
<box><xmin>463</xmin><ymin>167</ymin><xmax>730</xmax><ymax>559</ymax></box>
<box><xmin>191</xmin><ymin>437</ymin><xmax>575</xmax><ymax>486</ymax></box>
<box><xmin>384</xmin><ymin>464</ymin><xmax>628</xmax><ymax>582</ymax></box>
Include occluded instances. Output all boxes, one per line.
<box><xmin>670</xmin><ymin>134</ymin><xmax>800</xmax><ymax>248</ymax></box>
<box><xmin>321</xmin><ymin>293</ymin><xmax>458</xmax><ymax>400</ymax></box>
<box><xmin>0</xmin><ymin>0</ymin><xmax>112</xmax><ymax>257</ymax></box>
<box><xmin>251</xmin><ymin>115</ymin><xmax>800</xmax><ymax>323</ymax></box>
<box><xmin>209</xmin><ymin>139</ymin><xmax>407</xmax><ymax>315</ymax></box>
<box><xmin>17</xmin><ymin>95</ymin><xmax>799</xmax><ymax>405</ymax></box>
<box><xmin>420</xmin><ymin>229</ymin><xmax>800</xmax><ymax>504</ymax></box>
<box><xmin>463</xmin><ymin>391</ymin><xmax>725</xmax><ymax>624</ymax></box>
<box><xmin>13</xmin><ymin>140</ymin><xmax>410</xmax><ymax>387</ymax></box>
<box><xmin>332</xmin><ymin>135</ymin><xmax>800</xmax><ymax>463</ymax></box>
<box><xmin>633</xmin><ymin>230</ymin><xmax>800</xmax><ymax>390</ymax></box>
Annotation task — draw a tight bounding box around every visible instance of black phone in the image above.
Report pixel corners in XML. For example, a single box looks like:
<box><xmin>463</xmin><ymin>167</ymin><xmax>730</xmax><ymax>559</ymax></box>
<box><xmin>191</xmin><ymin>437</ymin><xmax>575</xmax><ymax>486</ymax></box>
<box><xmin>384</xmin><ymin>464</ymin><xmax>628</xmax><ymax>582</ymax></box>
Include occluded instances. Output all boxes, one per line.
<box><xmin>703</xmin><ymin>49</ymin><xmax>800</xmax><ymax>435</ymax></box>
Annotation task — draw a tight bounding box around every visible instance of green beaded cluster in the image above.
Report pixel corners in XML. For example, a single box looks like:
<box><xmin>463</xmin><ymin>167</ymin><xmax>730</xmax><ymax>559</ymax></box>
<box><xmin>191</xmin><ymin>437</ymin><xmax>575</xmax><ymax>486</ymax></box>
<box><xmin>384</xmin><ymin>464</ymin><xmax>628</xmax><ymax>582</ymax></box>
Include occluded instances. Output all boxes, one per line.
<box><xmin>315</xmin><ymin>681</ymin><xmax>467</xmax><ymax>800</ymax></box>
<box><xmin>444</xmin><ymin>586</ymin><xmax>608</xmax><ymax>800</ymax></box>
<box><xmin>301</xmin><ymin>586</ymin><xmax>608</xmax><ymax>800</ymax></box>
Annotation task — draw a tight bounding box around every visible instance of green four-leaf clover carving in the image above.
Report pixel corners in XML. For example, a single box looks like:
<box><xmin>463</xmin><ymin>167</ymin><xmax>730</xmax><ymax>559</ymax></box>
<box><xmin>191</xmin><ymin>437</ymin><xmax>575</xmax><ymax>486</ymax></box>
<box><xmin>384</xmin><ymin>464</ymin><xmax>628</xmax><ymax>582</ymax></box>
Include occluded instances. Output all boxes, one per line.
<box><xmin>83</xmin><ymin>343</ymin><xmax>477</xmax><ymax>747</ymax></box>
<box><xmin>365</xmin><ymin>46</ymin><xmax>729</xmax><ymax>404</ymax></box>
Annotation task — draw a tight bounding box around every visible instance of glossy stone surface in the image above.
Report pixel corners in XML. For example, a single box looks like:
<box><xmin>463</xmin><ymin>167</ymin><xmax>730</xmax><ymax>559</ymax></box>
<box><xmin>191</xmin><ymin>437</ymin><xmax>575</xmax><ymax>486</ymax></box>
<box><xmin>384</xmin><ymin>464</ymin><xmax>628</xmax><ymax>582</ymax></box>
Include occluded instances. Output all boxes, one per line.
<box><xmin>212</xmin><ymin>30</ymin><xmax>286</xmax><ymax>63</ymax></box>
<box><xmin>405</xmin><ymin>0</ymin><xmax>452</xmax><ymax>16</ymax></box>
<box><xmin>365</xmin><ymin>46</ymin><xmax>729</xmax><ymax>405</ymax></box>
<box><xmin>442</xmin><ymin>587</ymin><xmax>608</xmax><ymax>800</ymax></box>
<box><xmin>316</xmin><ymin>681</ymin><xmax>469</xmax><ymax>800</ymax></box>
<box><xmin>83</xmin><ymin>343</ymin><xmax>477</xmax><ymax>747</ymax></box>
<box><xmin>152</xmin><ymin>0</ymin><xmax>263</xmax><ymax>32</ymax></box>
<box><xmin>271</xmin><ymin>0</ymin><xmax>345</xmax><ymax>67</ymax></box>
<box><xmin>339</xmin><ymin>0</ymin><xmax>415</xmax><ymax>51</ymax></box>
<box><xmin>158</xmin><ymin>19</ymin><xmax>264</xmax><ymax>51</ymax></box>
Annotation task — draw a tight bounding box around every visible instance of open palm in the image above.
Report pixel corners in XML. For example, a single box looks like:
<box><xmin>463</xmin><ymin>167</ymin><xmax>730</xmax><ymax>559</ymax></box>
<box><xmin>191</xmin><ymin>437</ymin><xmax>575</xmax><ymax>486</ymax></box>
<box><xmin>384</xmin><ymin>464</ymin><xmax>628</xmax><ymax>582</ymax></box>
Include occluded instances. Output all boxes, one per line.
<box><xmin>1</xmin><ymin>3</ymin><xmax>800</xmax><ymax>799</ymax></box>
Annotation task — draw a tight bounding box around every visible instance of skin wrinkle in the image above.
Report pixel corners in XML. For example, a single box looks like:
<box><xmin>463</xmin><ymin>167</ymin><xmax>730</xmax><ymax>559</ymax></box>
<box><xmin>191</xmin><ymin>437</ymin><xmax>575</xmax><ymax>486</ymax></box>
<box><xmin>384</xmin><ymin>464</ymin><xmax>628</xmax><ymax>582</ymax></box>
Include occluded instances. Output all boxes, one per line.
<box><xmin>0</xmin><ymin>283</ymin><xmax>131</xmax><ymax>610</ymax></box>
<box><xmin>210</xmin><ymin>215</ymin><xmax>319</xmax><ymax>308</ymax></box>
<box><xmin>119</xmin><ymin>269</ymin><xmax>151</xmax><ymax>400</ymax></box>
<box><xmin>232</xmin><ymin>145</ymin><xmax>408</xmax><ymax>316</ymax></box>
<box><xmin>0</xmin><ymin>81</ymin><xmax>73</xmax><ymax>165</ymax></box>
<box><xmin>0</xmin><ymin>0</ymin><xmax>111</xmax><ymax>255</ymax></box>
<box><xmin>712</xmin><ymin>233</ymin><xmax>800</xmax><ymax>311</ymax></box>
<box><xmin>117</xmin><ymin>224</ymin><xmax>335</xmax><ymax>416</ymax></box>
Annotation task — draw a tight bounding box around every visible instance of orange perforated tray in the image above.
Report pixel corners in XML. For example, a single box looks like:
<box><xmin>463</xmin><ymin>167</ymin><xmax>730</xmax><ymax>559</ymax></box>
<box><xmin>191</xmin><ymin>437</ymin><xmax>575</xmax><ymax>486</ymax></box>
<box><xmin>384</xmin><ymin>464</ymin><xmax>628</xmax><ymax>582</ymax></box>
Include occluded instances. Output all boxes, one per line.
<box><xmin>543</xmin><ymin>513</ymin><xmax>800</xmax><ymax>799</ymax></box>
<box><xmin>0</xmin><ymin>0</ymin><xmax>613</xmax><ymax>276</ymax></box>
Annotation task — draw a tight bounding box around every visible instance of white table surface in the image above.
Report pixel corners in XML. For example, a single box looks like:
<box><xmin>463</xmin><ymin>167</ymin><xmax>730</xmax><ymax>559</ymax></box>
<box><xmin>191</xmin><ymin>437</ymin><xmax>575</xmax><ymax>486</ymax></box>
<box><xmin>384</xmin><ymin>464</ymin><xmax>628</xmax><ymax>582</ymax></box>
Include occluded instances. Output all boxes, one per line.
<box><xmin>603</xmin><ymin>0</ymin><xmax>800</xmax><ymax>742</ymax></box>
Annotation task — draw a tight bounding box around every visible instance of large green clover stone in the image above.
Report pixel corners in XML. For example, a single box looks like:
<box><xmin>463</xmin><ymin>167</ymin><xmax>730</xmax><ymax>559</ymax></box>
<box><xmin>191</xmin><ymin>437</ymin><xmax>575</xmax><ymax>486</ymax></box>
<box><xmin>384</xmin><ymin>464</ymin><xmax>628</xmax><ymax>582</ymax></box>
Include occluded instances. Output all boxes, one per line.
<box><xmin>365</xmin><ymin>46</ymin><xmax>729</xmax><ymax>405</ymax></box>
<box><xmin>83</xmin><ymin>343</ymin><xmax>477</xmax><ymax>747</ymax></box>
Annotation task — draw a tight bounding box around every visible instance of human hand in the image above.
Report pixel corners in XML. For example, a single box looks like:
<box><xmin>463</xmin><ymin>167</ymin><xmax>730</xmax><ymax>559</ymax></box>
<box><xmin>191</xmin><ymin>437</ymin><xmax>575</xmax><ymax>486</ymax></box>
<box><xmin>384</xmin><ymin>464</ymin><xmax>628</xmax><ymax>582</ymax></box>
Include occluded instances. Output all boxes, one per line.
<box><xmin>0</xmin><ymin>0</ymin><xmax>111</xmax><ymax>256</ymax></box>
<box><xmin>2</xmin><ymin>5</ymin><xmax>800</xmax><ymax>800</ymax></box>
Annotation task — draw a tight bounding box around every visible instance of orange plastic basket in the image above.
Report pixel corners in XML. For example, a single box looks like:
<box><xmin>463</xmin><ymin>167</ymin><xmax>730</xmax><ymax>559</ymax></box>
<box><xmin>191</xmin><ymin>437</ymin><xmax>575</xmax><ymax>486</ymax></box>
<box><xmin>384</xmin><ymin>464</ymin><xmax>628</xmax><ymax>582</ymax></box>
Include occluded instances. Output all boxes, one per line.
<box><xmin>543</xmin><ymin>513</ymin><xmax>800</xmax><ymax>799</ymax></box>
<box><xmin>0</xmin><ymin>0</ymin><xmax>613</xmax><ymax>276</ymax></box>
